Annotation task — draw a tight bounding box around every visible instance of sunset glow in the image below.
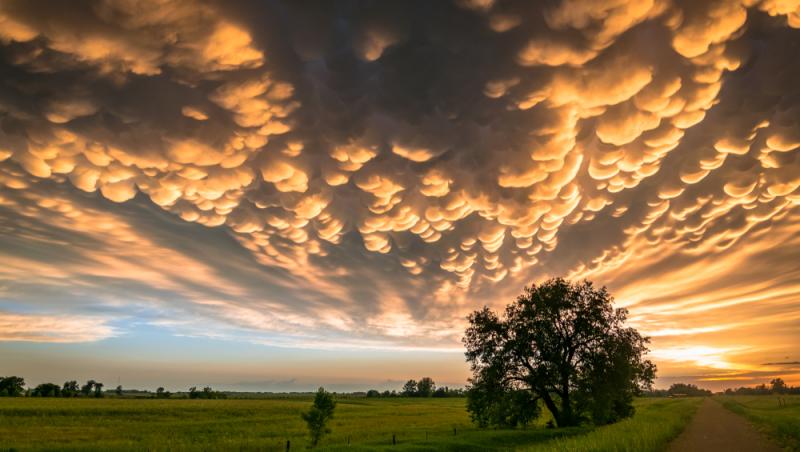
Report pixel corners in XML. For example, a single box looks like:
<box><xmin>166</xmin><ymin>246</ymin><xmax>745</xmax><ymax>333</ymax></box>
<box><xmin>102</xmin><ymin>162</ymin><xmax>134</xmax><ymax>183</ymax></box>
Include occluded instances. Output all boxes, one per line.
<box><xmin>1</xmin><ymin>0</ymin><xmax>800</xmax><ymax>392</ymax></box>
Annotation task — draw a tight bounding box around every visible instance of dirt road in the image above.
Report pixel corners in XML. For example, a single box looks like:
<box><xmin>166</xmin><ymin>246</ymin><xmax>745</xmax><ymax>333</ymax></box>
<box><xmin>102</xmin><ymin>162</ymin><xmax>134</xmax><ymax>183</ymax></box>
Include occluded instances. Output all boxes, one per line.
<box><xmin>667</xmin><ymin>398</ymin><xmax>782</xmax><ymax>452</ymax></box>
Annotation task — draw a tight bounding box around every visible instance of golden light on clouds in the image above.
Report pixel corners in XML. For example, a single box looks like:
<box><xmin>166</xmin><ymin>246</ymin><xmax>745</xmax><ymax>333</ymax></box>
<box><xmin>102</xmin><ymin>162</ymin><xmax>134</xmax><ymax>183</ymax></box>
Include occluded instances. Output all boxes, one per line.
<box><xmin>1</xmin><ymin>0</ymin><xmax>800</xmax><ymax>388</ymax></box>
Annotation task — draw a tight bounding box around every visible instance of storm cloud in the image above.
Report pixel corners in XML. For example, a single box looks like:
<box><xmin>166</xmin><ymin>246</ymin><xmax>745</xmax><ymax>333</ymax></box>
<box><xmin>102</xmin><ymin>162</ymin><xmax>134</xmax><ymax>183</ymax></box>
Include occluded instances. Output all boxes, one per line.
<box><xmin>2</xmin><ymin>0</ymin><xmax>800</xmax><ymax>385</ymax></box>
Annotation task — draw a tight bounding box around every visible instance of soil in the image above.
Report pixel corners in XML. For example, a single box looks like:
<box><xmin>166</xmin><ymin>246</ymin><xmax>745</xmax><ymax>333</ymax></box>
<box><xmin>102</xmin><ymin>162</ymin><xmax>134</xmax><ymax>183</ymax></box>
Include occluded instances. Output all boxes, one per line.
<box><xmin>667</xmin><ymin>398</ymin><xmax>783</xmax><ymax>452</ymax></box>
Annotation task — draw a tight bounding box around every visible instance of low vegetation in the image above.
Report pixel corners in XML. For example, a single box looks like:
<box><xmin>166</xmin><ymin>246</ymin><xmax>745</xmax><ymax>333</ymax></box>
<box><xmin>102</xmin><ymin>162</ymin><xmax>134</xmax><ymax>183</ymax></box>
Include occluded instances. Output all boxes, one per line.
<box><xmin>0</xmin><ymin>396</ymin><xmax>704</xmax><ymax>451</ymax></box>
<box><xmin>718</xmin><ymin>394</ymin><xmax>800</xmax><ymax>450</ymax></box>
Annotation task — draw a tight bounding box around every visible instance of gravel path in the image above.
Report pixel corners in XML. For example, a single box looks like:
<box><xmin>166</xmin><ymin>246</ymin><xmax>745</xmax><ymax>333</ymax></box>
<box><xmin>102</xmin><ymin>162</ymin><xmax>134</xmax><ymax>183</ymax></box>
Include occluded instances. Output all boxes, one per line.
<box><xmin>667</xmin><ymin>398</ymin><xmax>782</xmax><ymax>452</ymax></box>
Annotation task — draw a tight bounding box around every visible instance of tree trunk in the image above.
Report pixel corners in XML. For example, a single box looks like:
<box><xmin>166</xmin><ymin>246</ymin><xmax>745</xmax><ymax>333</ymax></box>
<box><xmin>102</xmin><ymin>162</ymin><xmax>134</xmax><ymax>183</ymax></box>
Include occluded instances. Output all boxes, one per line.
<box><xmin>560</xmin><ymin>374</ymin><xmax>578</xmax><ymax>426</ymax></box>
<box><xmin>560</xmin><ymin>390</ymin><xmax>576</xmax><ymax>426</ymax></box>
<box><xmin>539</xmin><ymin>391</ymin><xmax>561</xmax><ymax>425</ymax></box>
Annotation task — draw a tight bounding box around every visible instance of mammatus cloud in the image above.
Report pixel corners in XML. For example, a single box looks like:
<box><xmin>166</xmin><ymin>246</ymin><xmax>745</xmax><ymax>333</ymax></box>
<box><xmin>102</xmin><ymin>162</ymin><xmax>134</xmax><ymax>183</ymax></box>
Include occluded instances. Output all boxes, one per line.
<box><xmin>1</xmin><ymin>0</ymin><xmax>800</xmax><ymax>385</ymax></box>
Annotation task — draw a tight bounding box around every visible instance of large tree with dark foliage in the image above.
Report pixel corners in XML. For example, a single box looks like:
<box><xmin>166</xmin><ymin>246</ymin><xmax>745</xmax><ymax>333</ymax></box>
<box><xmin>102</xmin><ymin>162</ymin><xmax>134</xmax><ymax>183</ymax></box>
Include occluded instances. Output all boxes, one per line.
<box><xmin>464</xmin><ymin>278</ymin><xmax>656</xmax><ymax>428</ymax></box>
<box><xmin>416</xmin><ymin>377</ymin><xmax>436</xmax><ymax>397</ymax></box>
<box><xmin>62</xmin><ymin>380</ymin><xmax>79</xmax><ymax>397</ymax></box>
<box><xmin>32</xmin><ymin>383</ymin><xmax>62</xmax><ymax>397</ymax></box>
<box><xmin>402</xmin><ymin>379</ymin><xmax>418</xmax><ymax>396</ymax></box>
<box><xmin>0</xmin><ymin>376</ymin><xmax>25</xmax><ymax>397</ymax></box>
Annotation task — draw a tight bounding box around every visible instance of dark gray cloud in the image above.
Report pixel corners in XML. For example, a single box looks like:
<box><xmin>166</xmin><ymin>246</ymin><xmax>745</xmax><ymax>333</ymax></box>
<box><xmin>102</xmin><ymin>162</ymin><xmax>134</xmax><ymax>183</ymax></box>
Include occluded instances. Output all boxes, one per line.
<box><xmin>1</xmin><ymin>0</ymin><xmax>800</xmax><ymax>383</ymax></box>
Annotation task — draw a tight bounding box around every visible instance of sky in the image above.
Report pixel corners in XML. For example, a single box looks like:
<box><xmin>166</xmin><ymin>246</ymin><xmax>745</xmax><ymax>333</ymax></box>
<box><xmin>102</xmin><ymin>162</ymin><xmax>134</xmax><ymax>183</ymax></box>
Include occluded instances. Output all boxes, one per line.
<box><xmin>1</xmin><ymin>0</ymin><xmax>799</xmax><ymax>393</ymax></box>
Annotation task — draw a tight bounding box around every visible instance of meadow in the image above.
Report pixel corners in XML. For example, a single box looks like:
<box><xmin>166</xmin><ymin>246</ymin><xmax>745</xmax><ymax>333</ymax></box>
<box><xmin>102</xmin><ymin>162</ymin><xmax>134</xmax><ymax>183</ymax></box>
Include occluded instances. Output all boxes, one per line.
<box><xmin>718</xmin><ymin>395</ymin><xmax>800</xmax><ymax>450</ymax></box>
<box><xmin>0</xmin><ymin>396</ymin><xmax>702</xmax><ymax>451</ymax></box>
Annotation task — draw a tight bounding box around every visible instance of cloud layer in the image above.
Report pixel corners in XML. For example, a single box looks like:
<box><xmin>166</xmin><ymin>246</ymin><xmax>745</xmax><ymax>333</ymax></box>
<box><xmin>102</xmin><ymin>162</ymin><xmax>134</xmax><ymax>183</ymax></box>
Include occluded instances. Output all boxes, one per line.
<box><xmin>2</xmin><ymin>0</ymin><xmax>800</xmax><ymax>385</ymax></box>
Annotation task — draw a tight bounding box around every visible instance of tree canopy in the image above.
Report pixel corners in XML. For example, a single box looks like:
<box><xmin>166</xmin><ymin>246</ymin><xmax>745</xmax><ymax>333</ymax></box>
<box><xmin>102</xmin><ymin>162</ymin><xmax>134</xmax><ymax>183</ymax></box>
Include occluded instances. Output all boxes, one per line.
<box><xmin>416</xmin><ymin>377</ymin><xmax>436</xmax><ymax>397</ymax></box>
<box><xmin>463</xmin><ymin>278</ymin><xmax>656</xmax><ymax>428</ymax></box>
<box><xmin>402</xmin><ymin>379</ymin><xmax>418</xmax><ymax>396</ymax></box>
<box><xmin>31</xmin><ymin>383</ymin><xmax>61</xmax><ymax>397</ymax></box>
<box><xmin>0</xmin><ymin>376</ymin><xmax>25</xmax><ymax>397</ymax></box>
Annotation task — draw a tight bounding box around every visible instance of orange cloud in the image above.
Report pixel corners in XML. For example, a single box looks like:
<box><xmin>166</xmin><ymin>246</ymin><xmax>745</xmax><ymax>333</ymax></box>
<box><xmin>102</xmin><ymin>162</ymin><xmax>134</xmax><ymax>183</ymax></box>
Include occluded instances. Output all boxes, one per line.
<box><xmin>0</xmin><ymin>0</ymin><xmax>799</xmax><ymax>386</ymax></box>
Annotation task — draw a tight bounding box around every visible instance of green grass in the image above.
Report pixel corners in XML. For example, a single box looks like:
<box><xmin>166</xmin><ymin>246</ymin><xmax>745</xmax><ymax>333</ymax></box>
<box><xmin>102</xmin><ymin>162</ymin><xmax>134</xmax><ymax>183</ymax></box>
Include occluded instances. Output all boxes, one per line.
<box><xmin>0</xmin><ymin>397</ymin><xmax>701</xmax><ymax>451</ymax></box>
<box><xmin>527</xmin><ymin>398</ymin><xmax>702</xmax><ymax>452</ymax></box>
<box><xmin>718</xmin><ymin>395</ymin><xmax>800</xmax><ymax>450</ymax></box>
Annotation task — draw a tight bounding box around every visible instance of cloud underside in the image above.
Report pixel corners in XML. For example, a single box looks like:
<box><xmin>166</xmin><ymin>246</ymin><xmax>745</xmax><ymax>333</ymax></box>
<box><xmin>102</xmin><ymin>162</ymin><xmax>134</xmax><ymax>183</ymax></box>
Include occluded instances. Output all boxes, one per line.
<box><xmin>1</xmin><ymin>0</ymin><xmax>800</xmax><ymax>380</ymax></box>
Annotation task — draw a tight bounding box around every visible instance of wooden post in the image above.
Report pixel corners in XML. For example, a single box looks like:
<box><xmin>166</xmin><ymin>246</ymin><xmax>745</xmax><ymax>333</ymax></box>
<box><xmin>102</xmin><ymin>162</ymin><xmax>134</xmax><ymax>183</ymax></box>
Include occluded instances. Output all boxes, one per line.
<box><xmin>392</xmin><ymin>434</ymin><xmax>396</xmax><ymax>445</ymax></box>
<box><xmin>453</xmin><ymin>427</ymin><xmax>457</xmax><ymax>436</ymax></box>
<box><xmin>285</xmin><ymin>439</ymin><xmax>290</xmax><ymax>451</ymax></box>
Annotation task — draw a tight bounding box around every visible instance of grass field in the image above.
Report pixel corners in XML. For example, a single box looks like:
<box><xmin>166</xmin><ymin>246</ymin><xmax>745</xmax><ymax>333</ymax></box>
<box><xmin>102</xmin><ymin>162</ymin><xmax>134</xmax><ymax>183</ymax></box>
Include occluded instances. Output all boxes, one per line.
<box><xmin>718</xmin><ymin>395</ymin><xmax>800</xmax><ymax>450</ymax></box>
<box><xmin>528</xmin><ymin>398</ymin><xmax>701</xmax><ymax>452</ymax></box>
<box><xmin>0</xmin><ymin>397</ymin><xmax>701</xmax><ymax>451</ymax></box>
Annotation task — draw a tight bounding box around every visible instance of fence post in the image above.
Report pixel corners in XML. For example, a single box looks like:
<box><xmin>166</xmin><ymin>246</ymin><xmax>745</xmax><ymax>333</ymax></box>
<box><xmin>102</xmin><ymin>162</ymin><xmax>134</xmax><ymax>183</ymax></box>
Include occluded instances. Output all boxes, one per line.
<box><xmin>285</xmin><ymin>439</ymin><xmax>290</xmax><ymax>451</ymax></box>
<box><xmin>453</xmin><ymin>427</ymin><xmax>457</xmax><ymax>436</ymax></box>
<box><xmin>392</xmin><ymin>434</ymin><xmax>396</xmax><ymax>445</ymax></box>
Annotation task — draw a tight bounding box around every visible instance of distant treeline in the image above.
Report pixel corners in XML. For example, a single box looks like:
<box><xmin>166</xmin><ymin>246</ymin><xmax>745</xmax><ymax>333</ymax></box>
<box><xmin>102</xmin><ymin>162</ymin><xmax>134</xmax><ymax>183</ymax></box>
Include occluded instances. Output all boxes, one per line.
<box><xmin>366</xmin><ymin>377</ymin><xmax>464</xmax><ymax>398</ymax></box>
<box><xmin>0</xmin><ymin>377</ymin><xmax>106</xmax><ymax>398</ymax></box>
<box><xmin>1</xmin><ymin>375</ymin><xmax>464</xmax><ymax>399</ymax></box>
<box><xmin>644</xmin><ymin>383</ymin><xmax>713</xmax><ymax>397</ymax></box>
<box><xmin>642</xmin><ymin>379</ymin><xmax>799</xmax><ymax>397</ymax></box>
<box><xmin>724</xmin><ymin>378</ymin><xmax>800</xmax><ymax>395</ymax></box>
<box><xmin>0</xmin><ymin>376</ymin><xmax>226</xmax><ymax>399</ymax></box>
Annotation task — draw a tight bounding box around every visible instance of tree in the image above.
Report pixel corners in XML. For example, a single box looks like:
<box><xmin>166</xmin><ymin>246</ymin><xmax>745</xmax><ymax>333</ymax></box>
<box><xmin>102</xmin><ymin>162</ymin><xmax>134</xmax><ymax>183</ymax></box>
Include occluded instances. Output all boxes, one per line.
<box><xmin>81</xmin><ymin>380</ymin><xmax>96</xmax><ymax>397</ymax></box>
<box><xmin>0</xmin><ymin>376</ymin><xmax>25</xmax><ymax>397</ymax></box>
<box><xmin>301</xmin><ymin>387</ymin><xmax>336</xmax><ymax>447</ymax></box>
<box><xmin>366</xmin><ymin>389</ymin><xmax>381</xmax><ymax>398</ymax></box>
<box><xmin>62</xmin><ymin>381</ymin><xmax>79</xmax><ymax>397</ymax></box>
<box><xmin>94</xmin><ymin>382</ymin><xmax>104</xmax><ymax>398</ymax></box>
<box><xmin>417</xmin><ymin>377</ymin><xmax>436</xmax><ymax>397</ymax></box>
<box><xmin>32</xmin><ymin>383</ymin><xmax>61</xmax><ymax>397</ymax></box>
<box><xmin>188</xmin><ymin>386</ymin><xmax>224</xmax><ymax>399</ymax></box>
<box><xmin>156</xmin><ymin>387</ymin><xmax>171</xmax><ymax>398</ymax></box>
<box><xmin>402</xmin><ymin>379</ymin><xmax>418</xmax><ymax>397</ymax></box>
<box><xmin>115</xmin><ymin>385</ymin><xmax>123</xmax><ymax>396</ymax></box>
<box><xmin>771</xmin><ymin>378</ymin><xmax>787</xmax><ymax>394</ymax></box>
<box><xmin>464</xmin><ymin>278</ymin><xmax>655</xmax><ymax>428</ymax></box>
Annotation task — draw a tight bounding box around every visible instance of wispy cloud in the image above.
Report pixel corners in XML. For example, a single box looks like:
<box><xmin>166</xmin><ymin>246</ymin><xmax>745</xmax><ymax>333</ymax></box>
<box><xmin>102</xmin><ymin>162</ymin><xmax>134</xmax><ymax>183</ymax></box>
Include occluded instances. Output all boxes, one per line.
<box><xmin>0</xmin><ymin>312</ymin><xmax>116</xmax><ymax>343</ymax></box>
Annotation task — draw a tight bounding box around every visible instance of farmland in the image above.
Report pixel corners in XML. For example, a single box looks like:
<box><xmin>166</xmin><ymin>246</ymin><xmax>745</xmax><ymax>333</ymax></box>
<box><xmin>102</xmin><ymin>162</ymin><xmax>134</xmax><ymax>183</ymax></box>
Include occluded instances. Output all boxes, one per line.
<box><xmin>0</xmin><ymin>396</ymin><xmax>701</xmax><ymax>451</ymax></box>
<box><xmin>718</xmin><ymin>395</ymin><xmax>800</xmax><ymax>450</ymax></box>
